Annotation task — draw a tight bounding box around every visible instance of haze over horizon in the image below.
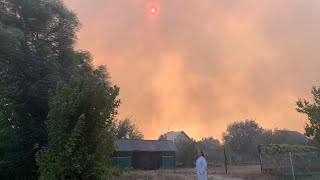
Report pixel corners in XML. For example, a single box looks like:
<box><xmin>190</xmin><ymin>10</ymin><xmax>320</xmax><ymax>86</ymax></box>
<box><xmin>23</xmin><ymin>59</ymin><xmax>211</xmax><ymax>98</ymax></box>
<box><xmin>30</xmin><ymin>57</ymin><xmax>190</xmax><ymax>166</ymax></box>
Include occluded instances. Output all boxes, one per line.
<box><xmin>64</xmin><ymin>0</ymin><xmax>320</xmax><ymax>140</ymax></box>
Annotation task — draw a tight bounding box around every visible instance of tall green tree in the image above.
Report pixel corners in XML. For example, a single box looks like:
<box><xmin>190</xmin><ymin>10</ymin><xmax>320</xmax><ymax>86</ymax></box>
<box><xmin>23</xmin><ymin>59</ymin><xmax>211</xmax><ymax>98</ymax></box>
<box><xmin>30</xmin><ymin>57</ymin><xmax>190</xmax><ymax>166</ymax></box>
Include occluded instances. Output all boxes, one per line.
<box><xmin>296</xmin><ymin>86</ymin><xmax>320</xmax><ymax>146</ymax></box>
<box><xmin>36</xmin><ymin>71</ymin><xmax>120</xmax><ymax>179</ymax></box>
<box><xmin>0</xmin><ymin>72</ymin><xmax>29</xmax><ymax>179</ymax></box>
<box><xmin>0</xmin><ymin>0</ymin><xmax>93</xmax><ymax>178</ymax></box>
<box><xmin>0</xmin><ymin>21</ymin><xmax>42</xmax><ymax>179</ymax></box>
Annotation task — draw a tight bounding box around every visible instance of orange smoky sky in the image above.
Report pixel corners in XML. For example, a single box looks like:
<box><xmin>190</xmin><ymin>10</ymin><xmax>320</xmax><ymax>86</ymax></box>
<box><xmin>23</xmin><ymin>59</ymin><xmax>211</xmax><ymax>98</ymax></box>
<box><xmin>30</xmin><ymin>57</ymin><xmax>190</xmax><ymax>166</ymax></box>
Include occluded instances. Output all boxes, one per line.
<box><xmin>64</xmin><ymin>0</ymin><xmax>320</xmax><ymax>141</ymax></box>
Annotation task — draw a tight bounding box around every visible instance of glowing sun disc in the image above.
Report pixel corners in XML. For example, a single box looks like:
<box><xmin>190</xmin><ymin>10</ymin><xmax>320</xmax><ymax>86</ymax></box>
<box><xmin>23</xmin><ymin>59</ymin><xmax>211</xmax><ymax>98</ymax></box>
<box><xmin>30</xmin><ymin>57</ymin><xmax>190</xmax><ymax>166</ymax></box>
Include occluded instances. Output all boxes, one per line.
<box><xmin>150</xmin><ymin>7</ymin><xmax>156</xmax><ymax>14</ymax></box>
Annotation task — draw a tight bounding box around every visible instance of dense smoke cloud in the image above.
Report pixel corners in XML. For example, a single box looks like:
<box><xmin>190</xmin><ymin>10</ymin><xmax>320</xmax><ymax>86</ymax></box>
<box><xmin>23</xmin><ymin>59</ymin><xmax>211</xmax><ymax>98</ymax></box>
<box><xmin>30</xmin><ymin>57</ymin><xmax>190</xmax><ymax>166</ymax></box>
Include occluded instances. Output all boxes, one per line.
<box><xmin>65</xmin><ymin>0</ymin><xmax>320</xmax><ymax>140</ymax></box>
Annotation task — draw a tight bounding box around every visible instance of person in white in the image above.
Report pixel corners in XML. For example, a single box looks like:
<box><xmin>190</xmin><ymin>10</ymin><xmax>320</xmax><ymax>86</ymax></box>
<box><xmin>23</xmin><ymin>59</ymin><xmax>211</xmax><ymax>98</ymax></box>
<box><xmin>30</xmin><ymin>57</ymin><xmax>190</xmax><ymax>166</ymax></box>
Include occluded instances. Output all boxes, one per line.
<box><xmin>196</xmin><ymin>150</ymin><xmax>207</xmax><ymax>180</ymax></box>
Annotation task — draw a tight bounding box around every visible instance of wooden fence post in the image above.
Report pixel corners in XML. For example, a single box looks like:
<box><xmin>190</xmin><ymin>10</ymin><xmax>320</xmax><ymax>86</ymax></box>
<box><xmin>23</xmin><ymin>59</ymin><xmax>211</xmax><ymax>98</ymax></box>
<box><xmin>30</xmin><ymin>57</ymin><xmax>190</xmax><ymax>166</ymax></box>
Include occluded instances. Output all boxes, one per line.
<box><xmin>289</xmin><ymin>152</ymin><xmax>296</xmax><ymax>180</ymax></box>
<box><xmin>258</xmin><ymin>145</ymin><xmax>263</xmax><ymax>173</ymax></box>
<box><xmin>224</xmin><ymin>148</ymin><xmax>228</xmax><ymax>174</ymax></box>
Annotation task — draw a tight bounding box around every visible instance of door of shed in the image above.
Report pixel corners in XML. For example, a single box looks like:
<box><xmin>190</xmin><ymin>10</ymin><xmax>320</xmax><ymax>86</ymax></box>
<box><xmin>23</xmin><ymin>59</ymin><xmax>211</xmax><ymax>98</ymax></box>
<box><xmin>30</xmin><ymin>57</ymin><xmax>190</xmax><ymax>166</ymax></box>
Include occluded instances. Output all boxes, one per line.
<box><xmin>112</xmin><ymin>156</ymin><xmax>132</xmax><ymax>168</ymax></box>
<box><xmin>162</xmin><ymin>156</ymin><xmax>175</xmax><ymax>169</ymax></box>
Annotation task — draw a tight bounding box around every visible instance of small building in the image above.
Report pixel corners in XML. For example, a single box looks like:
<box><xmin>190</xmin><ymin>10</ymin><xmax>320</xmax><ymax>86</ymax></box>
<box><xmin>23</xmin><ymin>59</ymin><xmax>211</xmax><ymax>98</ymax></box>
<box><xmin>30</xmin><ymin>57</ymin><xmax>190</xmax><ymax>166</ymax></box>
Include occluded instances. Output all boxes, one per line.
<box><xmin>163</xmin><ymin>131</ymin><xmax>192</xmax><ymax>143</ymax></box>
<box><xmin>113</xmin><ymin>139</ymin><xmax>177</xmax><ymax>170</ymax></box>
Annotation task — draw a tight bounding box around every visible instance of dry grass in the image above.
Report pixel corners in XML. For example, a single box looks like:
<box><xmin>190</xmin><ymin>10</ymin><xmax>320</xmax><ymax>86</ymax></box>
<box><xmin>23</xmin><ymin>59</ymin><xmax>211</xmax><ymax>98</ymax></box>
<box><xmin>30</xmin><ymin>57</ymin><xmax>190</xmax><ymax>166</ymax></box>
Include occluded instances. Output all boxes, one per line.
<box><xmin>117</xmin><ymin>171</ymin><xmax>194</xmax><ymax>180</ymax></box>
<box><xmin>116</xmin><ymin>166</ymin><xmax>282</xmax><ymax>180</ymax></box>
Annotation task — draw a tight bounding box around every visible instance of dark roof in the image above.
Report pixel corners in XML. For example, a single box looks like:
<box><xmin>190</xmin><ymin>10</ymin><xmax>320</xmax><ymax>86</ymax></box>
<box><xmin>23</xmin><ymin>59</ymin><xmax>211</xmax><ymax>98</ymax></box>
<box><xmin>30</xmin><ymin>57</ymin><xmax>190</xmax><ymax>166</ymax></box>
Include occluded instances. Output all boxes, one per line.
<box><xmin>115</xmin><ymin>140</ymin><xmax>177</xmax><ymax>152</ymax></box>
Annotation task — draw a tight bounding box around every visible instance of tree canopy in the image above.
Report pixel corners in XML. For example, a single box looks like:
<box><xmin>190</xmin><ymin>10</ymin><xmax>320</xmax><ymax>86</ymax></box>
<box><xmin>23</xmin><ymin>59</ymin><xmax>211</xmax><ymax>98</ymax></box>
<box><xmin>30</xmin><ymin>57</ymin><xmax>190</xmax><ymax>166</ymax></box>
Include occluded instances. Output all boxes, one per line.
<box><xmin>222</xmin><ymin>120</ymin><xmax>310</xmax><ymax>158</ymax></box>
<box><xmin>36</xmin><ymin>73</ymin><xmax>120</xmax><ymax>179</ymax></box>
<box><xmin>196</xmin><ymin>137</ymin><xmax>221</xmax><ymax>151</ymax></box>
<box><xmin>0</xmin><ymin>0</ymin><xmax>109</xmax><ymax>178</ymax></box>
<box><xmin>223</xmin><ymin>120</ymin><xmax>264</xmax><ymax>156</ymax></box>
<box><xmin>158</xmin><ymin>134</ymin><xmax>167</xmax><ymax>140</ymax></box>
<box><xmin>296</xmin><ymin>86</ymin><xmax>320</xmax><ymax>146</ymax></box>
<box><xmin>176</xmin><ymin>140</ymin><xmax>197</xmax><ymax>167</ymax></box>
<box><xmin>111</xmin><ymin>118</ymin><xmax>144</xmax><ymax>140</ymax></box>
<box><xmin>272</xmin><ymin>130</ymin><xmax>309</xmax><ymax>145</ymax></box>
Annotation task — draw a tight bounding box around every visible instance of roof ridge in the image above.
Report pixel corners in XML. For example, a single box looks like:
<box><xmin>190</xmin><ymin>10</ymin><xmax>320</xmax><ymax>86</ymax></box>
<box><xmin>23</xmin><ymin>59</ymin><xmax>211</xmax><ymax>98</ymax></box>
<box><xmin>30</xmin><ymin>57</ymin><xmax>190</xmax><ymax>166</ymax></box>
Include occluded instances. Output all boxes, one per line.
<box><xmin>115</xmin><ymin>139</ymin><xmax>172</xmax><ymax>141</ymax></box>
<box><xmin>115</xmin><ymin>139</ymin><xmax>177</xmax><ymax>152</ymax></box>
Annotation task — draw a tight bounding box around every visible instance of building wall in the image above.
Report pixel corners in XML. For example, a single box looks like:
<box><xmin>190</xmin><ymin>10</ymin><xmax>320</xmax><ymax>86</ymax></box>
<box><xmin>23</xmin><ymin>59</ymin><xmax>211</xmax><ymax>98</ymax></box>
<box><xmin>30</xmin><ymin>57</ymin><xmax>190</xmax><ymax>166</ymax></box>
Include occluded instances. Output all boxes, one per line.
<box><xmin>176</xmin><ymin>133</ymin><xmax>191</xmax><ymax>142</ymax></box>
<box><xmin>113</xmin><ymin>151</ymin><xmax>175</xmax><ymax>170</ymax></box>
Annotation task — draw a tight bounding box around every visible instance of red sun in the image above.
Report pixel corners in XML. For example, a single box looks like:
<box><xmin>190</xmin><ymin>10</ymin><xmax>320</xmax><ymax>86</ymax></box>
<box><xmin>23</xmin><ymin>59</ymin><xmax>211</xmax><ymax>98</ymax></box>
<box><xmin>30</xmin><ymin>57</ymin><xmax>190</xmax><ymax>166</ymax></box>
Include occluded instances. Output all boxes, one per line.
<box><xmin>150</xmin><ymin>7</ymin><xmax>157</xmax><ymax>15</ymax></box>
<box><xmin>150</xmin><ymin>7</ymin><xmax>157</xmax><ymax>14</ymax></box>
<box><xmin>146</xmin><ymin>3</ymin><xmax>159</xmax><ymax>17</ymax></box>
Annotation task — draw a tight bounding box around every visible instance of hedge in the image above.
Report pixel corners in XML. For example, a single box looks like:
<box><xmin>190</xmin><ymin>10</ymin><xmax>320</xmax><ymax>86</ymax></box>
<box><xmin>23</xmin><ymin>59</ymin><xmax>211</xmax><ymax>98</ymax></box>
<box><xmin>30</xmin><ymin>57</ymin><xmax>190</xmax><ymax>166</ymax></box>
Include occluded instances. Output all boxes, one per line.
<box><xmin>260</xmin><ymin>144</ymin><xmax>319</xmax><ymax>155</ymax></box>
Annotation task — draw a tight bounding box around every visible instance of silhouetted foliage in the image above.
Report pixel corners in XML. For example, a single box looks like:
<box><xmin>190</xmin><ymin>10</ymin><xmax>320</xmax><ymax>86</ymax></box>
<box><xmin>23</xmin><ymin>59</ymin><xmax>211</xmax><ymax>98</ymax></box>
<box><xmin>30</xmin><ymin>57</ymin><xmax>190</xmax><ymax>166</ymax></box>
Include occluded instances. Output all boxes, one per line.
<box><xmin>223</xmin><ymin>120</ymin><xmax>311</xmax><ymax>163</ymax></box>
<box><xmin>297</xmin><ymin>86</ymin><xmax>320</xmax><ymax>147</ymax></box>
<box><xmin>36</xmin><ymin>74</ymin><xmax>120</xmax><ymax>179</ymax></box>
<box><xmin>0</xmin><ymin>0</ymin><xmax>109</xmax><ymax>178</ymax></box>
<box><xmin>272</xmin><ymin>130</ymin><xmax>309</xmax><ymax>145</ymax></box>
<box><xmin>158</xmin><ymin>134</ymin><xmax>167</xmax><ymax>140</ymax></box>
<box><xmin>176</xmin><ymin>140</ymin><xmax>197</xmax><ymax>167</ymax></box>
<box><xmin>223</xmin><ymin>120</ymin><xmax>263</xmax><ymax>156</ymax></box>
<box><xmin>111</xmin><ymin>118</ymin><xmax>144</xmax><ymax>140</ymax></box>
<box><xmin>197</xmin><ymin>137</ymin><xmax>221</xmax><ymax>150</ymax></box>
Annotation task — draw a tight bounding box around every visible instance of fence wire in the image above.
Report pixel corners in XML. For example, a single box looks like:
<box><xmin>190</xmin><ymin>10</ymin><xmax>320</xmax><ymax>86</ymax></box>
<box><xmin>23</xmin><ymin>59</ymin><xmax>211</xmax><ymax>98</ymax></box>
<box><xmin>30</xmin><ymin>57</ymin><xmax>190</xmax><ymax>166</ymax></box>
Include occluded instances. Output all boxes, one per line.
<box><xmin>203</xmin><ymin>148</ymin><xmax>262</xmax><ymax>175</ymax></box>
<box><xmin>261</xmin><ymin>152</ymin><xmax>320</xmax><ymax>179</ymax></box>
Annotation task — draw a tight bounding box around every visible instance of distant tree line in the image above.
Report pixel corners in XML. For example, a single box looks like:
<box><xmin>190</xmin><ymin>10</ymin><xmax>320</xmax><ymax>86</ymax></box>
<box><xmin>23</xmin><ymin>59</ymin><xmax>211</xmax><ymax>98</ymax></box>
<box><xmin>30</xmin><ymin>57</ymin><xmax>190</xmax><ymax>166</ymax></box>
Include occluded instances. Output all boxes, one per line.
<box><xmin>162</xmin><ymin>120</ymin><xmax>313</xmax><ymax>167</ymax></box>
<box><xmin>223</xmin><ymin>120</ymin><xmax>313</xmax><ymax>164</ymax></box>
<box><xmin>162</xmin><ymin>85</ymin><xmax>320</xmax><ymax>167</ymax></box>
<box><xmin>158</xmin><ymin>85</ymin><xmax>320</xmax><ymax>167</ymax></box>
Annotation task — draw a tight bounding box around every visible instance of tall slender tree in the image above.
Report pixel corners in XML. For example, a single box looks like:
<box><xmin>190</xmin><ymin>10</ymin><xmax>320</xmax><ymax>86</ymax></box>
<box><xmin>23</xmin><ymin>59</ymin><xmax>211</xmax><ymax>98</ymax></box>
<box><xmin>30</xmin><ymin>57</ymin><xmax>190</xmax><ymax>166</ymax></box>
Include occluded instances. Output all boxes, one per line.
<box><xmin>0</xmin><ymin>0</ymin><xmax>98</xmax><ymax>178</ymax></box>
<box><xmin>36</xmin><ymin>70</ymin><xmax>120</xmax><ymax>179</ymax></box>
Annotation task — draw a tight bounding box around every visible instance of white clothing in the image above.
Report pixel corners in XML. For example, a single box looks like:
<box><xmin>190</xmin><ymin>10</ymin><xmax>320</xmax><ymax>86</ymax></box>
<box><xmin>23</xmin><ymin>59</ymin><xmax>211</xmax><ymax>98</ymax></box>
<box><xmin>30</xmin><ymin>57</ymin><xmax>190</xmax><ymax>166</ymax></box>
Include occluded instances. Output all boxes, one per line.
<box><xmin>196</xmin><ymin>156</ymin><xmax>207</xmax><ymax>180</ymax></box>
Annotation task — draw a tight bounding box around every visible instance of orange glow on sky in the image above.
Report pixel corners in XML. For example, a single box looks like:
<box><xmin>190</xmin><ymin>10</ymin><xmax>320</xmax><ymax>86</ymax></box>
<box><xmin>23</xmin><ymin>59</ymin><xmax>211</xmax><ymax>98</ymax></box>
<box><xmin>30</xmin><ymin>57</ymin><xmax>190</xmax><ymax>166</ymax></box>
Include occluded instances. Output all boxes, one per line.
<box><xmin>64</xmin><ymin>0</ymin><xmax>320</xmax><ymax>141</ymax></box>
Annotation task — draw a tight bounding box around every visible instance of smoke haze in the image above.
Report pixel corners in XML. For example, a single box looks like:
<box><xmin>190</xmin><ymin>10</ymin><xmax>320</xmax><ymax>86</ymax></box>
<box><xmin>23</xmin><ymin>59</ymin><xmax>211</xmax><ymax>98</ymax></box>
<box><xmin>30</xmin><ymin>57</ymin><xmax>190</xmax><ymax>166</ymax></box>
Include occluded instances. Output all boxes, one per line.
<box><xmin>64</xmin><ymin>0</ymin><xmax>320</xmax><ymax>140</ymax></box>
